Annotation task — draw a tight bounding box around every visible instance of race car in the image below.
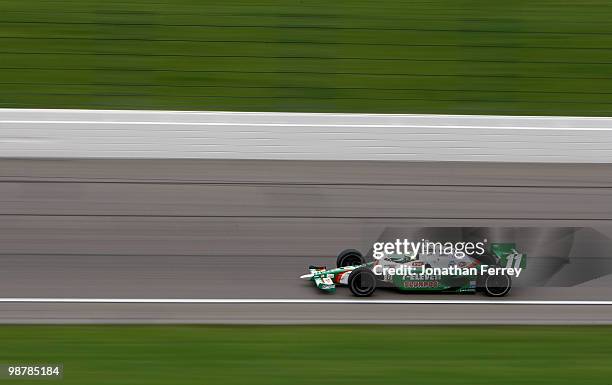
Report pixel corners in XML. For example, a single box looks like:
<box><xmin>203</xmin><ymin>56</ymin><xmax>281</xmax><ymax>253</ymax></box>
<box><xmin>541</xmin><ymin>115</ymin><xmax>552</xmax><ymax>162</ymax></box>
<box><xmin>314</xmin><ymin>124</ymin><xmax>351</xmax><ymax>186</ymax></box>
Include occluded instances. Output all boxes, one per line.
<box><xmin>300</xmin><ymin>243</ymin><xmax>526</xmax><ymax>297</ymax></box>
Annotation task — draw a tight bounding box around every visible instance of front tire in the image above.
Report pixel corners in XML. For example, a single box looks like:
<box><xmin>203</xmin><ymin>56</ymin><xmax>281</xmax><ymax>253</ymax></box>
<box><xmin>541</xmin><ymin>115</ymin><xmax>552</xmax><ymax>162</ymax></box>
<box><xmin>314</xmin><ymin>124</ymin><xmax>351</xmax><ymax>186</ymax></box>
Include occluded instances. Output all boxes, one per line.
<box><xmin>336</xmin><ymin>249</ymin><xmax>365</xmax><ymax>268</ymax></box>
<box><xmin>482</xmin><ymin>273</ymin><xmax>512</xmax><ymax>297</ymax></box>
<box><xmin>348</xmin><ymin>268</ymin><xmax>376</xmax><ymax>297</ymax></box>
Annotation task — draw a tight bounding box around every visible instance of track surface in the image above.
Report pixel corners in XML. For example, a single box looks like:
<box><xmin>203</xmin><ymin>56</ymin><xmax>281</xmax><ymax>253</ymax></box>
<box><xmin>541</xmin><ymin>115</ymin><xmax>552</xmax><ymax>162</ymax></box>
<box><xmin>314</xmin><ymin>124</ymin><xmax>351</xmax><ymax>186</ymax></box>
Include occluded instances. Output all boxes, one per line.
<box><xmin>2</xmin><ymin>158</ymin><xmax>612</xmax><ymax>323</ymax></box>
<box><xmin>2</xmin><ymin>255</ymin><xmax>612</xmax><ymax>300</ymax></box>
<box><xmin>3</xmin><ymin>303</ymin><xmax>612</xmax><ymax>324</ymax></box>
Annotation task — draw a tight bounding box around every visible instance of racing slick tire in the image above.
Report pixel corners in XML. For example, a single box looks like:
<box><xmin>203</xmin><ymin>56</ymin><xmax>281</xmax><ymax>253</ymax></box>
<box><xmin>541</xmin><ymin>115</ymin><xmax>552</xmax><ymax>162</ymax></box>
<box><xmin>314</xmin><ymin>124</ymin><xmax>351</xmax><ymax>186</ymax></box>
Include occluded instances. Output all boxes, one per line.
<box><xmin>336</xmin><ymin>249</ymin><xmax>365</xmax><ymax>268</ymax></box>
<box><xmin>348</xmin><ymin>268</ymin><xmax>377</xmax><ymax>297</ymax></box>
<box><xmin>481</xmin><ymin>272</ymin><xmax>512</xmax><ymax>297</ymax></box>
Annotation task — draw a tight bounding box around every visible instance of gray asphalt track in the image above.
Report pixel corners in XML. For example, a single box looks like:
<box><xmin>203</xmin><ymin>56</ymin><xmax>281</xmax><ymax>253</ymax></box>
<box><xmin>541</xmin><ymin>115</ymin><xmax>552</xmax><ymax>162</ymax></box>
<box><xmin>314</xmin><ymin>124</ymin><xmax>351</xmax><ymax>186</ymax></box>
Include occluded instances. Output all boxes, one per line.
<box><xmin>1</xmin><ymin>159</ymin><xmax>612</xmax><ymax>323</ymax></box>
<box><xmin>2</xmin><ymin>255</ymin><xmax>612</xmax><ymax>300</ymax></box>
<box><xmin>3</xmin><ymin>303</ymin><xmax>612</xmax><ymax>324</ymax></box>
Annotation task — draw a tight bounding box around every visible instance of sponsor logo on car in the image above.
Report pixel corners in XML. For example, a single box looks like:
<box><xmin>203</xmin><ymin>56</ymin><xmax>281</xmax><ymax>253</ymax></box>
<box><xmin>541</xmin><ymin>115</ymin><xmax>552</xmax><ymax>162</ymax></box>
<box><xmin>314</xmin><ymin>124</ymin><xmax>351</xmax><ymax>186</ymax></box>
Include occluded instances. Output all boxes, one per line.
<box><xmin>404</xmin><ymin>280</ymin><xmax>438</xmax><ymax>288</ymax></box>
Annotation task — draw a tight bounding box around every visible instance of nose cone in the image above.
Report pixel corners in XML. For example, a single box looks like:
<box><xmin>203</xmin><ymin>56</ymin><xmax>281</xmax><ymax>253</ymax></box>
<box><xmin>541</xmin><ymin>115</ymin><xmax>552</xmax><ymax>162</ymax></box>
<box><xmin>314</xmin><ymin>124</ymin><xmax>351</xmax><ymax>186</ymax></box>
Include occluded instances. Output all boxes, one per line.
<box><xmin>300</xmin><ymin>273</ymin><xmax>314</xmax><ymax>279</ymax></box>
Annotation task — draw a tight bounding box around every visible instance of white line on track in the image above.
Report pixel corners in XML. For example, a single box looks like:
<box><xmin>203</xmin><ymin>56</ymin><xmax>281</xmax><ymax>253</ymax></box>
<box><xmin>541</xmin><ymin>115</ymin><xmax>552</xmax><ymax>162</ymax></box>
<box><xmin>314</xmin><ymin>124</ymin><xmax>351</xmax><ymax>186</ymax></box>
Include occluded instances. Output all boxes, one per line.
<box><xmin>5</xmin><ymin>108</ymin><xmax>612</xmax><ymax>120</ymax></box>
<box><xmin>2</xmin><ymin>120</ymin><xmax>612</xmax><ymax>131</ymax></box>
<box><xmin>3</xmin><ymin>110</ymin><xmax>612</xmax><ymax>162</ymax></box>
<box><xmin>1</xmin><ymin>298</ymin><xmax>612</xmax><ymax>305</ymax></box>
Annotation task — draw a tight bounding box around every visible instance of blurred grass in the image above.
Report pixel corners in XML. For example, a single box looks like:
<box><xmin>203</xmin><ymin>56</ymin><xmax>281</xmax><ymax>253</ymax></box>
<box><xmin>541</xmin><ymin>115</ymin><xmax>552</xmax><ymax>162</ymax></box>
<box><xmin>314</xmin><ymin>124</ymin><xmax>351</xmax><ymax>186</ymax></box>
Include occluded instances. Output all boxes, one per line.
<box><xmin>1</xmin><ymin>325</ymin><xmax>612</xmax><ymax>384</ymax></box>
<box><xmin>2</xmin><ymin>0</ymin><xmax>612</xmax><ymax>114</ymax></box>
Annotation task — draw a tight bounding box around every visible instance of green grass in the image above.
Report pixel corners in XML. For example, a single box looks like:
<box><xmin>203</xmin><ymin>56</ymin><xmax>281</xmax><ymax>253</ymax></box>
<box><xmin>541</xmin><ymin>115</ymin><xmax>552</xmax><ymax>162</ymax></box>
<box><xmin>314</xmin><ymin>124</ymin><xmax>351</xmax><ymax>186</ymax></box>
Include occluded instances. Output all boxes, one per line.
<box><xmin>2</xmin><ymin>0</ymin><xmax>612</xmax><ymax>114</ymax></box>
<box><xmin>1</xmin><ymin>325</ymin><xmax>612</xmax><ymax>384</ymax></box>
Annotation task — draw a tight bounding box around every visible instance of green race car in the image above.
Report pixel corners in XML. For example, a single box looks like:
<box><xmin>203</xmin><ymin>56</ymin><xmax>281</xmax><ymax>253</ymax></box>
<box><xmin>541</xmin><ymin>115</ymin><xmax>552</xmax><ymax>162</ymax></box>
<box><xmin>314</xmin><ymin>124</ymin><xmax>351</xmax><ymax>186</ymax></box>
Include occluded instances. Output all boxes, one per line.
<box><xmin>301</xmin><ymin>244</ymin><xmax>526</xmax><ymax>297</ymax></box>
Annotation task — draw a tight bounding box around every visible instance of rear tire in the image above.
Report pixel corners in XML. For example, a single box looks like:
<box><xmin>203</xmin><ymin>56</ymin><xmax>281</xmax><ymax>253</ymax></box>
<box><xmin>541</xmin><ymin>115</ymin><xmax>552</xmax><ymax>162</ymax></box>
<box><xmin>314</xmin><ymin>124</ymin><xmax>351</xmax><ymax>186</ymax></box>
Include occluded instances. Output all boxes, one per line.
<box><xmin>482</xmin><ymin>273</ymin><xmax>512</xmax><ymax>297</ymax></box>
<box><xmin>336</xmin><ymin>249</ymin><xmax>365</xmax><ymax>268</ymax></box>
<box><xmin>348</xmin><ymin>268</ymin><xmax>376</xmax><ymax>297</ymax></box>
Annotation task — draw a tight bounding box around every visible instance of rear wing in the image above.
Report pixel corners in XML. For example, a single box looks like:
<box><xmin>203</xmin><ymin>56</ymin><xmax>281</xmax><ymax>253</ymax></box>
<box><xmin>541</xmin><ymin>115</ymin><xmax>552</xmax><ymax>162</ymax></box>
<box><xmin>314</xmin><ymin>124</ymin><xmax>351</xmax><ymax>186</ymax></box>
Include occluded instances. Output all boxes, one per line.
<box><xmin>491</xmin><ymin>243</ymin><xmax>527</xmax><ymax>269</ymax></box>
